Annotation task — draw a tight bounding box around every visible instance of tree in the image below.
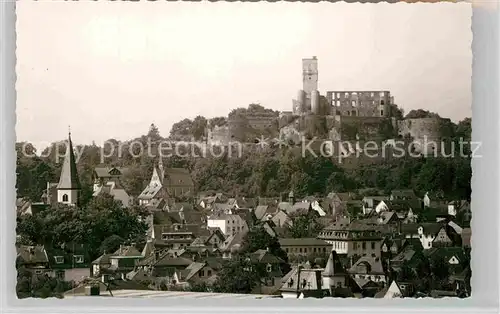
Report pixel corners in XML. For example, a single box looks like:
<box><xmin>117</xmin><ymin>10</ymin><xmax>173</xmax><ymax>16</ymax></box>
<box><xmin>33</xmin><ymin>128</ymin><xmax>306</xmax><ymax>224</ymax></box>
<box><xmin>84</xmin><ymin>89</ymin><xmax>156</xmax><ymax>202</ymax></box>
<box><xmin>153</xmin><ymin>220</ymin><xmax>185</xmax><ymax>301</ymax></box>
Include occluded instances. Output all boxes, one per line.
<box><xmin>213</xmin><ymin>256</ymin><xmax>261</xmax><ymax>294</ymax></box>
<box><xmin>99</xmin><ymin>235</ymin><xmax>125</xmax><ymax>255</ymax></box>
<box><xmin>16</xmin><ymin>194</ymin><xmax>148</xmax><ymax>260</ymax></box>
<box><xmin>16</xmin><ymin>268</ymin><xmax>73</xmax><ymax>299</ymax></box>
<box><xmin>241</xmin><ymin>224</ymin><xmax>290</xmax><ymax>274</ymax></box>
<box><xmin>286</xmin><ymin>213</ymin><xmax>322</xmax><ymax>238</ymax></box>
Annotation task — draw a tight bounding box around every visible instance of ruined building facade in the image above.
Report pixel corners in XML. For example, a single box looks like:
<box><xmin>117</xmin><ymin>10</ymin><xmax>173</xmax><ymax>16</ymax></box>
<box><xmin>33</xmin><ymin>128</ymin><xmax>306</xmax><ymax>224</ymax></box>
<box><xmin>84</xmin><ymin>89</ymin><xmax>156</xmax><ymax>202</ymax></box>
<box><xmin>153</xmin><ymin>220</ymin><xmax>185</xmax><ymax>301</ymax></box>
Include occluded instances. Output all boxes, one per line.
<box><xmin>291</xmin><ymin>56</ymin><xmax>394</xmax><ymax>118</ymax></box>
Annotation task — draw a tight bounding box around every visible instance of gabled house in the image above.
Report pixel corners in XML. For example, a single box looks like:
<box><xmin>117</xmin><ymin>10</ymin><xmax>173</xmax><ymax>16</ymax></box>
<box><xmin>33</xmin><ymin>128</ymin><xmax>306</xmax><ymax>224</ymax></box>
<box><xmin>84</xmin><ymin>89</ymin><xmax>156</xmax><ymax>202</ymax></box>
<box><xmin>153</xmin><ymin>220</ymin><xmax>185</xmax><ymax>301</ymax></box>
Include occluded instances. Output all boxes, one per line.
<box><xmin>280</xmin><ymin>267</ymin><xmax>330</xmax><ymax>299</ymax></box>
<box><xmin>219</xmin><ymin>232</ymin><xmax>245</xmax><ymax>260</ymax></box>
<box><xmin>93</xmin><ymin>180</ymin><xmax>132</xmax><ymax>208</ymax></box>
<box><xmin>390</xmin><ymin>190</ymin><xmax>417</xmax><ymax>201</ymax></box>
<box><xmin>182</xmin><ymin>258</ymin><xmax>223</xmax><ymax>286</ymax></box>
<box><xmin>254</xmin><ymin>205</ymin><xmax>275</xmax><ymax>221</ymax></box>
<box><xmin>136</xmin><ymin>251</ymin><xmax>193</xmax><ymax>278</ymax></box>
<box><xmin>249</xmin><ymin>249</ymin><xmax>285</xmax><ymax>287</ymax></box>
<box><xmin>348</xmin><ymin>255</ymin><xmax>386</xmax><ymax>284</ymax></box>
<box><xmin>287</xmin><ymin>201</ymin><xmax>315</xmax><ymax>217</ymax></box>
<box><xmin>268</xmin><ymin>210</ymin><xmax>292</xmax><ymax>228</ymax></box>
<box><xmin>198</xmin><ymin>192</ymin><xmax>227</xmax><ymax>209</ymax></box>
<box><xmin>402</xmin><ymin>222</ymin><xmax>460</xmax><ymax>250</ymax></box>
<box><xmin>381</xmin><ymin>280</ymin><xmax>415</xmax><ymax>298</ymax></box>
<box><xmin>207</xmin><ymin>213</ymin><xmax>248</xmax><ymax>237</ymax></box>
<box><xmin>91</xmin><ymin>252</ymin><xmax>112</xmax><ymax>277</ymax></box>
<box><xmin>323</xmin><ymin>192</ymin><xmax>354</xmax><ymax>217</ymax></box>
<box><xmin>46</xmin><ymin>243</ymin><xmax>91</xmax><ymax>283</ymax></box>
<box><xmin>92</xmin><ymin>165</ymin><xmax>128</xmax><ymax>192</ymax></box>
<box><xmin>162</xmin><ymin>168</ymin><xmax>195</xmax><ymax>198</ymax></box>
<box><xmin>322</xmin><ymin>251</ymin><xmax>351</xmax><ymax>297</ymax></box>
<box><xmin>137</xmin><ymin>166</ymin><xmax>170</xmax><ymax>206</ymax></box>
<box><xmin>423</xmin><ymin>247</ymin><xmax>468</xmax><ymax>275</ymax></box>
<box><xmin>108</xmin><ymin>245</ymin><xmax>144</xmax><ymax>278</ymax></box>
<box><xmin>151</xmin><ymin>224</ymin><xmax>200</xmax><ymax>250</ymax></box>
<box><xmin>362</xmin><ymin>196</ymin><xmax>389</xmax><ymax>215</ymax></box>
<box><xmin>16</xmin><ymin>245</ymin><xmax>49</xmax><ymax>275</ymax></box>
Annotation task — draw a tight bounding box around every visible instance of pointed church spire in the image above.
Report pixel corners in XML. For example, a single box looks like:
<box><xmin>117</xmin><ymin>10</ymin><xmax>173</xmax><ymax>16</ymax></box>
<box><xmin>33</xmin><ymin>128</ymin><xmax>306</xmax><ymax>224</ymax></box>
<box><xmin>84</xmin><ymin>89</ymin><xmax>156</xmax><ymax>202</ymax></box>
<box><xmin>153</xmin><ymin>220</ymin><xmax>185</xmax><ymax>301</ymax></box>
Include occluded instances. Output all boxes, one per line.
<box><xmin>158</xmin><ymin>156</ymin><xmax>165</xmax><ymax>184</ymax></box>
<box><xmin>57</xmin><ymin>131</ymin><xmax>81</xmax><ymax>190</ymax></box>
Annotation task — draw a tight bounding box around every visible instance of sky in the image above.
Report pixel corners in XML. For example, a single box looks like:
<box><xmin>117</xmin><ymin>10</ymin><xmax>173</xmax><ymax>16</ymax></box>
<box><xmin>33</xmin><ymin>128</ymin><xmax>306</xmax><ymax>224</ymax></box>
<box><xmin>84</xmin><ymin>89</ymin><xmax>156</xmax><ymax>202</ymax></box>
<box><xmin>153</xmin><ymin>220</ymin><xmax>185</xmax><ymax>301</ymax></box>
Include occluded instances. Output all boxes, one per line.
<box><xmin>16</xmin><ymin>1</ymin><xmax>472</xmax><ymax>150</ymax></box>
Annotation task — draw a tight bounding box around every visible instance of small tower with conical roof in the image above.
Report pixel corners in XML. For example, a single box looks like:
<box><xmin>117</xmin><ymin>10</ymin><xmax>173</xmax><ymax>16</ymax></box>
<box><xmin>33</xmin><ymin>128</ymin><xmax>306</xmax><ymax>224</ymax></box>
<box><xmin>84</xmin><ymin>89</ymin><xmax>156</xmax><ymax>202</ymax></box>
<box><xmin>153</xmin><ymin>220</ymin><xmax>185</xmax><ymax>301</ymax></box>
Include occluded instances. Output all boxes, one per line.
<box><xmin>56</xmin><ymin>130</ymin><xmax>81</xmax><ymax>206</ymax></box>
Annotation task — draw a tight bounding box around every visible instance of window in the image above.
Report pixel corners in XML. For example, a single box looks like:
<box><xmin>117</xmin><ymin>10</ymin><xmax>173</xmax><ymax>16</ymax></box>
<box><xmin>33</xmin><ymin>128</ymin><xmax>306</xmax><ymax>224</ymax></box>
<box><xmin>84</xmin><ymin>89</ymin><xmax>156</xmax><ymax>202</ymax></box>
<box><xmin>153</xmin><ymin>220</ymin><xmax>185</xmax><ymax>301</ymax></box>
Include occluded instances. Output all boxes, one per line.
<box><xmin>199</xmin><ymin>270</ymin><xmax>205</xmax><ymax>277</ymax></box>
<box><xmin>207</xmin><ymin>270</ymin><xmax>212</xmax><ymax>277</ymax></box>
<box><xmin>299</xmin><ymin>248</ymin><xmax>303</xmax><ymax>253</ymax></box>
<box><xmin>380</xmin><ymin>110</ymin><xmax>384</xmax><ymax>116</ymax></box>
<box><xmin>62</xmin><ymin>194</ymin><xmax>68</xmax><ymax>202</ymax></box>
<box><xmin>54</xmin><ymin>256</ymin><xmax>64</xmax><ymax>264</ymax></box>
<box><xmin>35</xmin><ymin>270</ymin><xmax>43</xmax><ymax>275</ymax></box>
<box><xmin>56</xmin><ymin>270</ymin><xmax>65</xmax><ymax>280</ymax></box>
<box><xmin>362</xmin><ymin>242</ymin><xmax>366</xmax><ymax>250</ymax></box>
<box><xmin>336</xmin><ymin>282</ymin><xmax>342</xmax><ymax>288</ymax></box>
<box><xmin>74</xmin><ymin>255</ymin><xmax>84</xmax><ymax>264</ymax></box>
<box><xmin>266</xmin><ymin>264</ymin><xmax>273</xmax><ymax>273</ymax></box>
<box><xmin>371</xmin><ymin>242</ymin><xmax>376</xmax><ymax>250</ymax></box>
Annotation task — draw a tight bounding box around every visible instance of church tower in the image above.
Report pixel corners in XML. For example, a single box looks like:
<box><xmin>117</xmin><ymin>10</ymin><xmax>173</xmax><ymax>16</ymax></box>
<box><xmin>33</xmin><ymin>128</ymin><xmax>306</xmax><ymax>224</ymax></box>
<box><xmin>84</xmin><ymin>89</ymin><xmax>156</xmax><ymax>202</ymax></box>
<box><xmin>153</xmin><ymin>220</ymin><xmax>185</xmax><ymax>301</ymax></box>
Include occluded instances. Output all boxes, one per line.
<box><xmin>56</xmin><ymin>130</ymin><xmax>81</xmax><ymax>207</ymax></box>
<box><xmin>302</xmin><ymin>56</ymin><xmax>318</xmax><ymax>95</ymax></box>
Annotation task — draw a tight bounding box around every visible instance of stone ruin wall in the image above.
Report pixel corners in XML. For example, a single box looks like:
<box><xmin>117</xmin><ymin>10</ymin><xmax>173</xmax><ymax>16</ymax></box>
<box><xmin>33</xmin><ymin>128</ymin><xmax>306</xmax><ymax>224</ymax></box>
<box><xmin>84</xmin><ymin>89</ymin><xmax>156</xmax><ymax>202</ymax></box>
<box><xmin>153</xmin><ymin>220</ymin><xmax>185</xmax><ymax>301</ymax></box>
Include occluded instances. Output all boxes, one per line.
<box><xmin>207</xmin><ymin>125</ymin><xmax>230</xmax><ymax>146</ymax></box>
<box><xmin>397</xmin><ymin>117</ymin><xmax>442</xmax><ymax>154</ymax></box>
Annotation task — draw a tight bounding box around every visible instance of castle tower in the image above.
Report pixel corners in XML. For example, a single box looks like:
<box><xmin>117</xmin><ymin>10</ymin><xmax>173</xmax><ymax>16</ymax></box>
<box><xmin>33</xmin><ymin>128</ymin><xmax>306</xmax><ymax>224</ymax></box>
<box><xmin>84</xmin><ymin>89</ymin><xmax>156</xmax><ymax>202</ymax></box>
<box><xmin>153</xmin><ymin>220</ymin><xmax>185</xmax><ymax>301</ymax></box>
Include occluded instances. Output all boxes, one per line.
<box><xmin>302</xmin><ymin>56</ymin><xmax>318</xmax><ymax>95</ymax></box>
<box><xmin>56</xmin><ymin>130</ymin><xmax>81</xmax><ymax>207</ymax></box>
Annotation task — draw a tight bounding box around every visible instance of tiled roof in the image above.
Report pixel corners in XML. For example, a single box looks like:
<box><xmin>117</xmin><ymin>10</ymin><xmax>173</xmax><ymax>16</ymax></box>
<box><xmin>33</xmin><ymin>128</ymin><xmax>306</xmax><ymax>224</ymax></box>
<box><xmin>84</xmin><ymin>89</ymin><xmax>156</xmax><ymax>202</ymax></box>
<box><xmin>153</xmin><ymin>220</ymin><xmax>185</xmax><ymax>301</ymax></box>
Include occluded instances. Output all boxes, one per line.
<box><xmin>391</xmin><ymin>189</ymin><xmax>417</xmax><ymax>198</ymax></box>
<box><xmin>141</xmin><ymin>240</ymin><xmax>155</xmax><ymax>257</ymax></box>
<box><xmin>322</xmin><ymin>251</ymin><xmax>346</xmax><ymax>277</ymax></box>
<box><xmin>16</xmin><ymin>245</ymin><xmax>49</xmax><ymax>264</ymax></box>
<box><xmin>278</xmin><ymin>238</ymin><xmax>329</xmax><ymax>247</ymax></box>
<box><xmin>280</xmin><ymin>267</ymin><xmax>325</xmax><ymax>292</ymax></box>
<box><xmin>93</xmin><ymin>166</ymin><xmax>128</xmax><ymax>178</ymax></box>
<box><xmin>183</xmin><ymin>262</ymin><xmax>206</xmax><ymax>281</ymax></box>
<box><xmin>277</xmin><ymin>202</ymin><xmax>293</xmax><ymax>213</ymax></box>
<box><xmin>112</xmin><ymin>245</ymin><xmax>143</xmax><ymax>257</ymax></box>
<box><xmin>254</xmin><ymin>205</ymin><xmax>269</xmax><ymax>220</ymax></box>
<box><xmin>250</xmin><ymin>250</ymin><xmax>284</xmax><ymax>264</ymax></box>
<box><xmin>348</xmin><ymin>256</ymin><xmax>385</xmax><ymax>274</ymax></box>
<box><xmin>335</xmin><ymin>193</ymin><xmax>353</xmax><ymax>202</ymax></box>
<box><xmin>163</xmin><ymin>168</ymin><xmax>194</xmax><ymax>187</ymax></box>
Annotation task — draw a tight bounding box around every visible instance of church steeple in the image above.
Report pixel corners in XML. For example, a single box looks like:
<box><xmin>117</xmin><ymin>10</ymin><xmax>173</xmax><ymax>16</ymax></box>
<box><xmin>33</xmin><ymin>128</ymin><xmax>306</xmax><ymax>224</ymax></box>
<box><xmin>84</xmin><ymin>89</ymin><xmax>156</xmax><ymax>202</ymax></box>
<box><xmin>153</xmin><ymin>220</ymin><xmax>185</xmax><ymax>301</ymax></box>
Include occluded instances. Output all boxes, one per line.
<box><xmin>57</xmin><ymin>129</ymin><xmax>81</xmax><ymax>206</ymax></box>
<box><xmin>158</xmin><ymin>156</ymin><xmax>165</xmax><ymax>184</ymax></box>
